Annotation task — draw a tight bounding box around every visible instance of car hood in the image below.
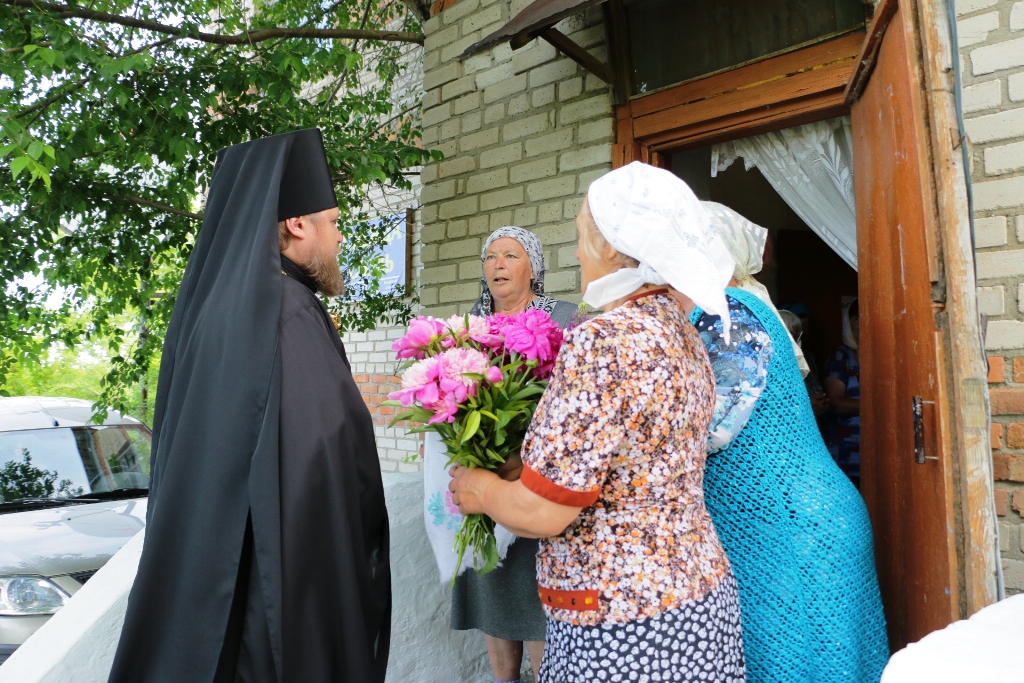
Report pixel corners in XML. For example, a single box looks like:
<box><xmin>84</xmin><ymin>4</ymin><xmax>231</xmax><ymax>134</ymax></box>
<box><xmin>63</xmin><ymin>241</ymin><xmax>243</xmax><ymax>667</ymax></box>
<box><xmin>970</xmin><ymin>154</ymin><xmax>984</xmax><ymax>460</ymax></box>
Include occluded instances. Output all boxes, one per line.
<box><xmin>0</xmin><ymin>498</ymin><xmax>147</xmax><ymax>577</ymax></box>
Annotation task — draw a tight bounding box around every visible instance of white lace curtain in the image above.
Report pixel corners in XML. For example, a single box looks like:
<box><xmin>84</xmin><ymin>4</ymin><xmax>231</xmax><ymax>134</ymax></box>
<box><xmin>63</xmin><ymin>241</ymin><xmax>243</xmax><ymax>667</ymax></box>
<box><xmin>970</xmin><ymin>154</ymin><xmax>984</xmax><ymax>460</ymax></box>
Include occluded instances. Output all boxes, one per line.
<box><xmin>711</xmin><ymin>116</ymin><xmax>858</xmax><ymax>270</ymax></box>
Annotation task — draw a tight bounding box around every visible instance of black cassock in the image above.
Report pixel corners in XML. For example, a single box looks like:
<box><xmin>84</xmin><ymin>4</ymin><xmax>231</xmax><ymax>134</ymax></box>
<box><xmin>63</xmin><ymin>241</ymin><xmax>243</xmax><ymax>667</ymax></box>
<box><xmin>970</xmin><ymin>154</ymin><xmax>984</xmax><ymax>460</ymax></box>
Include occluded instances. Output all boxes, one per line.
<box><xmin>108</xmin><ymin>130</ymin><xmax>390</xmax><ymax>683</ymax></box>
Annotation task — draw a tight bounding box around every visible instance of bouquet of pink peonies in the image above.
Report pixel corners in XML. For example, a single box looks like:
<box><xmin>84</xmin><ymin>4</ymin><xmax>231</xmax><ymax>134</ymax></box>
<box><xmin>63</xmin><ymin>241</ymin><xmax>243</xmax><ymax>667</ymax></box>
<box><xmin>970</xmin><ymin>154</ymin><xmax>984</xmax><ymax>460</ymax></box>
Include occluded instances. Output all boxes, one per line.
<box><xmin>384</xmin><ymin>309</ymin><xmax>564</xmax><ymax>578</ymax></box>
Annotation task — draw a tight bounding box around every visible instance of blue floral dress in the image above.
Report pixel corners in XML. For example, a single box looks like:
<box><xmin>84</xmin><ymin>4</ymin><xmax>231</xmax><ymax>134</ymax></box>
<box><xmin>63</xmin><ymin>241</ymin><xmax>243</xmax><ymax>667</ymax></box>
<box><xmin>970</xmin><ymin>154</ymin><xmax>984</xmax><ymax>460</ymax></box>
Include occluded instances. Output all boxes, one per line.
<box><xmin>694</xmin><ymin>296</ymin><xmax>774</xmax><ymax>450</ymax></box>
<box><xmin>825</xmin><ymin>345</ymin><xmax>861</xmax><ymax>484</ymax></box>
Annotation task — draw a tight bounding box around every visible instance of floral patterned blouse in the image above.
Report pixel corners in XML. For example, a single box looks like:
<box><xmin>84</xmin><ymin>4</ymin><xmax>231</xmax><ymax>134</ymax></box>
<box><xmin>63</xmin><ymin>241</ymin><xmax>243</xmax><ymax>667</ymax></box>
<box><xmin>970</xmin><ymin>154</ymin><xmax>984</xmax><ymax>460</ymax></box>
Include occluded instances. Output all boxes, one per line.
<box><xmin>694</xmin><ymin>295</ymin><xmax>774</xmax><ymax>453</ymax></box>
<box><xmin>520</xmin><ymin>291</ymin><xmax>731</xmax><ymax>626</ymax></box>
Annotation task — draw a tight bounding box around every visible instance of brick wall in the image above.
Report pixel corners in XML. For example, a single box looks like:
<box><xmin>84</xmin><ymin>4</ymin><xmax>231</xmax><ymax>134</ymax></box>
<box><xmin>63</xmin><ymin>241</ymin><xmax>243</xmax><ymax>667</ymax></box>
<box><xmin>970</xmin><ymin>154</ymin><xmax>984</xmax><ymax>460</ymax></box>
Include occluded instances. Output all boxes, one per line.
<box><xmin>417</xmin><ymin>0</ymin><xmax>613</xmax><ymax>318</ymax></box>
<box><xmin>957</xmin><ymin>0</ymin><xmax>1024</xmax><ymax>592</ymax></box>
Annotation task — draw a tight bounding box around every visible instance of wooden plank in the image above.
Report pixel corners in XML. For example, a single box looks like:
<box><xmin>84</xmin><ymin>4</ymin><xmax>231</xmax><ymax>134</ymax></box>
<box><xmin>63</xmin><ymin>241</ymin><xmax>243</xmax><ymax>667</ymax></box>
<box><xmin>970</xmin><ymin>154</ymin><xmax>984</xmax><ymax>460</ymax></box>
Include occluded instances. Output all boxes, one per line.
<box><xmin>539</xmin><ymin>27</ymin><xmax>615</xmax><ymax>84</ymax></box>
<box><xmin>629</xmin><ymin>31</ymin><xmax>864</xmax><ymax>119</ymax></box>
<box><xmin>632</xmin><ymin>56</ymin><xmax>855</xmax><ymax>140</ymax></box>
<box><xmin>603</xmin><ymin>0</ymin><xmax>631</xmax><ymax>106</ymax></box>
<box><xmin>643</xmin><ymin>91</ymin><xmax>850</xmax><ymax>151</ymax></box>
<box><xmin>914</xmin><ymin>0</ymin><xmax>999</xmax><ymax>614</ymax></box>
<box><xmin>844</xmin><ymin>0</ymin><xmax>899</xmax><ymax>105</ymax></box>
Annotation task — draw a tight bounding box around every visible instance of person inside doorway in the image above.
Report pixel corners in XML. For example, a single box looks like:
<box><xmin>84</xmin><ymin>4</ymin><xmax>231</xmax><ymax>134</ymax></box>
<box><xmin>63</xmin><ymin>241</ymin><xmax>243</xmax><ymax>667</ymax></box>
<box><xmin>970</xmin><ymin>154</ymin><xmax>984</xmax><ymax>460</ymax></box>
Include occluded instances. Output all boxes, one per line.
<box><xmin>824</xmin><ymin>299</ymin><xmax>861</xmax><ymax>487</ymax></box>
<box><xmin>777</xmin><ymin>308</ymin><xmax>828</xmax><ymax>418</ymax></box>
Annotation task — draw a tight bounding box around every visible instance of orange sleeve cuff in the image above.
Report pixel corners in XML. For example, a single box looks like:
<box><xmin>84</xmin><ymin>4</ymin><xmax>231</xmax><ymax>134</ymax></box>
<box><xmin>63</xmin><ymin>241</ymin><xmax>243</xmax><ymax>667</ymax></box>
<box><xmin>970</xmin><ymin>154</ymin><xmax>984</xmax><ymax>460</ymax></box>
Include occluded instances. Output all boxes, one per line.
<box><xmin>521</xmin><ymin>465</ymin><xmax>600</xmax><ymax>507</ymax></box>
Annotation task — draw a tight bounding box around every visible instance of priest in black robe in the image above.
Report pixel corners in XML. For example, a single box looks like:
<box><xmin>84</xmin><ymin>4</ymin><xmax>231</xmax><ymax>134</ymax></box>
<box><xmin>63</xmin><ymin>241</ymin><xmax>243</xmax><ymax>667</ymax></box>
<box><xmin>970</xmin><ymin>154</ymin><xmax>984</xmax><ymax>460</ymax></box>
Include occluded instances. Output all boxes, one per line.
<box><xmin>108</xmin><ymin>129</ymin><xmax>391</xmax><ymax>683</ymax></box>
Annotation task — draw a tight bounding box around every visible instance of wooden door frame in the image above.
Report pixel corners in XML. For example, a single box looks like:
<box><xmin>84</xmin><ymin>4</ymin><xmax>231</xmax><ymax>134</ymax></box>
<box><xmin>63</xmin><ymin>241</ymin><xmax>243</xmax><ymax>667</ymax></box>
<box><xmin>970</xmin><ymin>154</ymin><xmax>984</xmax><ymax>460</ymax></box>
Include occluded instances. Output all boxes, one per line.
<box><xmin>608</xmin><ymin>0</ymin><xmax>998</xmax><ymax>619</ymax></box>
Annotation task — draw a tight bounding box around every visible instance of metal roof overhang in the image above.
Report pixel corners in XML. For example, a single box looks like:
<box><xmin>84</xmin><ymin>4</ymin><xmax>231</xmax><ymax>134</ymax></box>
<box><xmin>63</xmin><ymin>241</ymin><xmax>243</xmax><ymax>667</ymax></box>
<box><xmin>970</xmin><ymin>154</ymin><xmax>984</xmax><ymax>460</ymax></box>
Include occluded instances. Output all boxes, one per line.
<box><xmin>459</xmin><ymin>0</ymin><xmax>614</xmax><ymax>84</ymax></box>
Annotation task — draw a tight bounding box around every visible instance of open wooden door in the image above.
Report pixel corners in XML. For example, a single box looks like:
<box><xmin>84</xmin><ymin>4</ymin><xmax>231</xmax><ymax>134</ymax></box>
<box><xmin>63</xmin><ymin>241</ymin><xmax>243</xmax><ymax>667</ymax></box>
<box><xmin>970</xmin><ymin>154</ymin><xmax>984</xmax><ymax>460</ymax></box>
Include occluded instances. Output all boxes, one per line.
<box><xmin>850</xmin><ymin>0</ymin><xmax>960</xmax><ymax>651</ymax></box>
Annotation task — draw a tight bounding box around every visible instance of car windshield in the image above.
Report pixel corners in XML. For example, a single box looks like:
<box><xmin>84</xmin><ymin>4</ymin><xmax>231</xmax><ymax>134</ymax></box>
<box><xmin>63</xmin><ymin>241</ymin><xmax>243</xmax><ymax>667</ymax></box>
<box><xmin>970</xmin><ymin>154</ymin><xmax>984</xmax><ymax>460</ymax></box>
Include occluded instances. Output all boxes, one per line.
<box><xmin>0</xmin><ymin>426</ymin><xmax>151</xmax><ymax>503</ymax></box>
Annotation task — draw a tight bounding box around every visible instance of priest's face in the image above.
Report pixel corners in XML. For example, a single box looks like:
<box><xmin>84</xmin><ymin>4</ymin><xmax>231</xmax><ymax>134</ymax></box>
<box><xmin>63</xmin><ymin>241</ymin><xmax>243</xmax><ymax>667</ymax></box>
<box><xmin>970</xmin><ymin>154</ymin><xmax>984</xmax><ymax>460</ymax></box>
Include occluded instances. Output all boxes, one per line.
<box><xmin>302</xmin><ymin>207</ymin><xmax>344</xmax><ymax>297</ymax></box>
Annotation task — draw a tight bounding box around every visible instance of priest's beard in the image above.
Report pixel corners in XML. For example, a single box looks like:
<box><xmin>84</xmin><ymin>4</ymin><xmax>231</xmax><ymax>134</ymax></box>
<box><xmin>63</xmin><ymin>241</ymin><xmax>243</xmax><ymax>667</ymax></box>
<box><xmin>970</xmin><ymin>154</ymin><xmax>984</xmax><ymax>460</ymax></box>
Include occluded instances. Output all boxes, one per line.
<box><xmin>303</xmin><ymin>240</ymin><xmax>345</xmax><ymax>298</ymax></box>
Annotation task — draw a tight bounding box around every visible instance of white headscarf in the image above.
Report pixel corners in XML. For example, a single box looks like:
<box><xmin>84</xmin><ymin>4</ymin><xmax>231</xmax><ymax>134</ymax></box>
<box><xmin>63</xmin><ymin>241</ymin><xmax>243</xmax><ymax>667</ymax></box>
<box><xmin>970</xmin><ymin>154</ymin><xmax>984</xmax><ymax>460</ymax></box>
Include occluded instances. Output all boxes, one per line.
<box><xmin>702</xmin><ymin>201</ymin><xmax>811</xmax><ymax>378</ymax></box>
<box><xmin>584</xmin><ymin>162</ymin><xmax>733</xmax><ymax>335</ymax></box>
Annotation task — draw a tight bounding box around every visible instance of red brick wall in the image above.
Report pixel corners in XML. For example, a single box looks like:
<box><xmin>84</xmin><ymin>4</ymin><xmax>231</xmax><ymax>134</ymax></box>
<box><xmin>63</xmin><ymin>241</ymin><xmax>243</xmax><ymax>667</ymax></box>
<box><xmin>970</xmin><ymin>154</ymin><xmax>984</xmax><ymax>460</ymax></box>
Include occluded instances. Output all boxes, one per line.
<box><xmin>353</xmin><ymin>373</ymin><xmax>403</xmax><ymax>427</ymax></box>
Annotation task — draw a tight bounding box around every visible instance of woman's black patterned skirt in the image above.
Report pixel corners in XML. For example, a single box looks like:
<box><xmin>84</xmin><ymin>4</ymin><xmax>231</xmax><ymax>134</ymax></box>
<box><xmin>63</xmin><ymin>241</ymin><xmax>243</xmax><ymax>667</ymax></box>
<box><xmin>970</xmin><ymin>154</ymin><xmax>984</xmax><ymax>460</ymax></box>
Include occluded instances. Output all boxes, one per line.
<box><xmin>539</xmin><ymin>574</ymin><xmax>746</xmax><ymax>683</ymax></box>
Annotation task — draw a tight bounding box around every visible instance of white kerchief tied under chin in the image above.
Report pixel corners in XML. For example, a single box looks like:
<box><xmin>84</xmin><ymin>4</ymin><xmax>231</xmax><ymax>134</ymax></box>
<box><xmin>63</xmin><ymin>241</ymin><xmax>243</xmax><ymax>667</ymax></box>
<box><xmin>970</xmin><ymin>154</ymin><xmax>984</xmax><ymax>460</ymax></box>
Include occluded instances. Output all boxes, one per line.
<box><xmin>584</xmin><ymin>162</ymin><xmax>734</xmax><ymax>339</ymax></box>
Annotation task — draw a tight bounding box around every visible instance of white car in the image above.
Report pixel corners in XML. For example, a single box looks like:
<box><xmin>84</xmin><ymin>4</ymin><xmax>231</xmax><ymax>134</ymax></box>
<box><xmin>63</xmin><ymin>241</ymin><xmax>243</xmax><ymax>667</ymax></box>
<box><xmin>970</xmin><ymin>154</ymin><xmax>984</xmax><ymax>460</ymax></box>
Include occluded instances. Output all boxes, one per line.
<box><xmin>0</xmin><ymin>397</ymin><xmax>150</xmax><ymax>664</ymax></box>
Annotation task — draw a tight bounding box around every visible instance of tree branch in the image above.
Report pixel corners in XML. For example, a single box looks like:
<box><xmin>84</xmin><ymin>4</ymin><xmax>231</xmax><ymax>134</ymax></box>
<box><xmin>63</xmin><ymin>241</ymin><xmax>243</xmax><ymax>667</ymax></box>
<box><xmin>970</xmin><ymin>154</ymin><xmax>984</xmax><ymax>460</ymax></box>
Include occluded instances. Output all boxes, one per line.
<box><xmin>2</xmin><ymin>0</ymin><xmax>425</xmax><ymax>44</ymax></box>
<box><xmin>15</xmin><ymin>37</ymin><xmax>178</xmax><ymax>121</ymax></box>
<box><xmin>107</xmin><ymin>193</ymin><xmax>203</xmax><ymax>220</ymax></box>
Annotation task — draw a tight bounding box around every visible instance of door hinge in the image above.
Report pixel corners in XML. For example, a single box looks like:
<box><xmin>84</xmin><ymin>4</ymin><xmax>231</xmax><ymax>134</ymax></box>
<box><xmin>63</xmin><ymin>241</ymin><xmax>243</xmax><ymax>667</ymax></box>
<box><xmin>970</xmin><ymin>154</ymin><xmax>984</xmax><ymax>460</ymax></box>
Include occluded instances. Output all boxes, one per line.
<box><xmin>913</xmin><ymin>396</ymin><xmax>939</xmax><ymax>464</ymax></box>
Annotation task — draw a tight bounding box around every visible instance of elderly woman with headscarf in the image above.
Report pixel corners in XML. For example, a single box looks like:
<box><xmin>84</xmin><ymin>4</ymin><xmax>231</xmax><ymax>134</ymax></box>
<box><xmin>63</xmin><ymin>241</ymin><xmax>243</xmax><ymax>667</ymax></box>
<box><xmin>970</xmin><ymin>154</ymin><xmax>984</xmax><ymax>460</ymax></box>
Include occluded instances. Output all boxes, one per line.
<box><xmin>449</xmin><ymin>226</ymin><xmax>577</xmax><ymax>683</ymax></box>
<box><xmin>450</xmin><ymin>162</ymin><xmax>746</xmax><ymax>683</ymax></box>
<box><xmin>688</xmin><ymin>203</ymin><xmax>888</xmax><ymax>683</ymax></box>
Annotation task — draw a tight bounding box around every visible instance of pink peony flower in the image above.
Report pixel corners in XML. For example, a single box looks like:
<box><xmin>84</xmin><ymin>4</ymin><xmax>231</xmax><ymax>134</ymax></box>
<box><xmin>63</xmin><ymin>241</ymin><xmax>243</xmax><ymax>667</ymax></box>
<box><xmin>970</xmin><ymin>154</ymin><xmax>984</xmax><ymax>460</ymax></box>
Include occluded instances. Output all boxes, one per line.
<box><xmin>427</xmin><ymin>392</ymin><xmax>459</xmax><ymax>424</ymax></box>
<box><xmin>392</xmin><ymin>317</ymin><xmax>446</xmax><ymax>360</ymax></box>
<box><xmin>499</xmin><ymin>309</ymin><xmax>563</xmax><ymax>363</ymax></box>
<box><xmin>388</xmin><ymin>356</ymin><xmax>444</xmax><ymax>407</ymax></box>
<box><xmin>443</xmin><ymin>314</ymin><xmax>503</xmax><ymax>349</ymax></box>
<box><xmin>486</xmin><ymin>366</ymin><xmax>503</xmax><ymax>383</ymax></box>
<box><xmin>441</xmin><ymin>347</ymin><xmax>491</xmax><ymax>401</ymax></box>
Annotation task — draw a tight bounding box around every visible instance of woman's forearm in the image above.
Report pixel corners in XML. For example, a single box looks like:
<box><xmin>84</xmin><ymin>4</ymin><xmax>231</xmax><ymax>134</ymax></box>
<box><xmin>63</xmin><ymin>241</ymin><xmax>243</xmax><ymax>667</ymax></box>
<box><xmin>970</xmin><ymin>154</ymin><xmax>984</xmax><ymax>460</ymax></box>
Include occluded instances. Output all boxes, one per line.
<box><xmin>479</xmin><ymin>478</ymin><xmax>581</xmax><ymax>539</ymax></box>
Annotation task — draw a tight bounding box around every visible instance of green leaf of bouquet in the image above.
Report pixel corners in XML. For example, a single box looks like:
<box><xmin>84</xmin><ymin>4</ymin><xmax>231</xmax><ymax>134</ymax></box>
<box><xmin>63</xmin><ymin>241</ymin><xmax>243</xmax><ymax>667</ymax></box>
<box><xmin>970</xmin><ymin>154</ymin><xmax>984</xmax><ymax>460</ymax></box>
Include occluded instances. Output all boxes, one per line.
<box><xmin>508</xmin><ymin>384</ymin><xmax>545</xmax><ymax>402</ymax></box>
<box><xmin>461</xmin><ymin>410</ymin><xmax>482</xmax><ymax>443</ymax></box>
<box><xmin>479</xmin><ymin>410</ymin><xmax>498</xmax><ymax>421</ymax></box>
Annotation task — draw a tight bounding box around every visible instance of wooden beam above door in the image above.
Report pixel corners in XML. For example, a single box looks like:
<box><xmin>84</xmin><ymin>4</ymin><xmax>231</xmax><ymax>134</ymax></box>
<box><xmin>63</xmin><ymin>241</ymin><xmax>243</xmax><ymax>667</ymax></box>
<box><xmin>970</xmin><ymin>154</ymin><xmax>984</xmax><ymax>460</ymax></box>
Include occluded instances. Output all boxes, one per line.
<box><xmin>616</xmin><ymin>31</ymin><xmax>863</xmax><ymax>153</ymax></box>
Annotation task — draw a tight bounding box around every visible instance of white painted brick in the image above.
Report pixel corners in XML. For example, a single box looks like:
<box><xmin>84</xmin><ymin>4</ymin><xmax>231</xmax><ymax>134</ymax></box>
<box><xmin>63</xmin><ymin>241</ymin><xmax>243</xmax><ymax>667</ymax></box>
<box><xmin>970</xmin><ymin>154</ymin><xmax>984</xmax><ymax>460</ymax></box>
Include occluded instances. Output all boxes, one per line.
<box><xmin>524</xmin><ymin>128</ymin><xmax>574</xmax><ymax>156</ymax></box>
<box><xmin>480</xmin><ymin>186</ymin><xmax>524</xmax><ymax>210</ymax></box>
<box><xmin>459</xmin><ymin>126</ymin><xmax>500</xmax><ymax>151</ymax></box>
<box><xmin>962</xmin><ymin>79</ymin><xmax>1002</xmax><ymax>112</ymax></box>
<box><xmin>985</xmin><ymin>321</ymin><xmax>1024</xmax><ymax>350</ymax></box>
<box><xmin>387</xmin><ymin>328</ymin><xmax>405</xmax><ymax>339</ymax></box>
<box><xmin>459</xmin><ymin>259</ymin><xmax>483</xmax><ymax>280</ymax></box>
<box><xmin>1018</xmin><ymin>215</ymin><xmax>1024</xmax><ymax>242</ymax></box>
<box><xmin>510</xmin><ymin>156</ymin><xmax>558</xmax><ymax>184</ymax></box>
<box><xmin>466</xmin><ymin>168</ymin><xmax>508</xmax><ymax>194</ymax></box>
<box><xmin>1011</xmin><ymin>1</ymin><xmax>1024</xmax><ymax>30</ymax></box>
<box><xmin>441</xmin><ymin>0</ymin><xmax>480</xmax><ymax>24</ymax></box>
<box><xmin>559</xmin><ymin>144</ymin><xmax>613</xmax><ymax>172</ymax></box>
<box><xmin>965</xmin><ymin>108</ymin><xmax>1024</xmax><ymax>143</ymax></box>
<box><xmin>511</xmin><ymin>40</ymin><xmax>557</xmax><ymax>74</ymax></box>
<box><xmin>559</xmin><ymin>93</ymin><xmax>612</xmax><ymax>125</ymax></box>
<box><xmin>507</xmin><ymin>92</ymin><xmax>529</xmax><ymax>117</ymax></box>
<box><xmin>452</xmin><ymin>91</ymin><xmax>482</xmax><ymax>115</ymax></box>
<box><xmin>439</xmin><ymin>118</ymin><xmax>460</xmax><ymax>141</ymax></box>
<box><xmin>973</xmin><ymin>176</ymin><xmax>1024</xmax><ymax>211</ymax></box>
<box><xmin>480</xmin><ymin>142</ymin><xmax>523</xmax><ymax>168</ymax></box>
<box><xmin>368</xmin><ymin>352</ymin><xmax>390</xmax><ymax>363</ymax></box>
<box><xmin>463</xmin><ymin>52</ymin><xmax>493</xmax><ymax>75</ymax></box>
<box><xmin>439</xmin><ymin>196</ymin><xmax>478</xmax><ymax>219</ymax></box>
<box><xmin>1019</xmin><ymin>282</ymin><xmax>1024</xmax><ymax>312</ymax></box>
<box><xmin>484</xmin><ymin>103</ymin><xmax>505</xmax><ymax>124</ymax></box>
<box><xmin>438</xmin><ymin>156</ymin><xmax>476</xmax><ymax>179</ymax></box>
<box><xmin>956</xmin><ymin>0</ymin><xmax>997</xmax><ymax>15</ymax></box>
<box><xmin>1010</xmin><ymin>72</ymin><xmax>1024</xmax><ymax>102</ymax></box>
<box><xmin>975</xmin><ymin>216</ymin><xmax>1008</xmax><ymax>247</ymax></box>
<box><xmin>545</xmin><ymin>269</ymin><xmax>577</xmax><ymax>293</ymax></box>
<box><xmin>483</xmin><ymin>74</ymin><xmax>528</xmax><ymax>103</ymax></box>
<box><xmin>420</xmin><ymin>180</ymin><xmax>456</xmax><ymax>204</ymax></box>
<box><xmin>441</xmin><ymin>34</ymin><xmax>483</xmax><ymax>64</ymax></box>
<box><xmin>529</xmin><ymin>59</ymin><xmax>579</xmax><ymax>89</ymax></box>
<box><xmin>461</xmin><ymin>111</ymin><xmax>482</xmax><ymax>133</ymax></box>
<box><xmin>526</xmin><ymin>176</ymin><xmax>576</xmax><ymax>201</ymax></box>
<box><xmin>513</xmin><ymin>206</ymin><xmax>538</xmax><ymax>226</ymax></box>
<box><xmin>503</xmin><ymin>113</ymin><xmax>549</xmax><ymax>141</ymax></box>
<box><xmin>578</xmin><ymin>118</ymin><xmax>614</xmax><ymax>144</ymax></box>
<box><xmin>558</xmin><ymin>77</ymin><xmax>584</xmax><ymax>101</ymax></box>
<box><xmin>567</xmin><ymin>24</ymin><xmax>605</xmax><ymax>50</ymax></box>
<box><xmin>977</xmin><ymin>248</ymin><xmax>1024</xmax><ymax>278</ymax></box>
<box><xmin>438</xmin><ymin>238</ymin><xmax>481</xmax><ymax>261</ymax></box>
<box><xmin>971</xmin><ymin>37</ymin><xmax>1024</xmax><ymax>75</ymax></box>
<box><xmin>558</xmin><ymin>245</ymin><xmax>578</xmax><ymax>268</ymax></box>
<box><xmin>475</xmin><ymin>62</ymin><xmax>516</xmax><ymax>90</ymax></box>
<box><xmin>422</xmin><ymin>103</ymin><xmax>452</xmax><ymax>128</ymax></box>
<box><xmin>985</xmin><ymin>140</ymin><xmax>1024</xmax><ymax>174</ymax></box>
<box><xmin>368</xmin><ymin>330</ymin><xmax>387</xmax><ymax>341</ymax></box>
<box><xmin>424</xmin><ymin>24</ymin><xmax>459</xmax><ymax>53</ymax></box>
<box><xmin>978</xmin><ymin>285</ymin><xmax>1006</xmax><ymax>315</ymax></box>
<box><xmin>423</xmin><ymin>61</ymin><xmax>461</xmax><ymax>91</ymax></box>
<box><xmin>462</xmin><ymin>4</ymin><xmax>502</xmax><ymax>34</ymax></box>
<box><xmin>958</xmin><ymin>12</ymin><xmax>1000</xmax><ymax>47</ymax></box>
<box><xmin>532</xmin><ymin>84</ymin><xmax>556</xmax><ymax>108</ymax></box>
<box><xmin>578</xmin><ymin>168</ymin><xmax>609</xmax><ymax>192</ymax></box>
<box><xmin>441</xmin><ymin>74</ymin><xmax>476</xmax><ymax>102</ymax></box>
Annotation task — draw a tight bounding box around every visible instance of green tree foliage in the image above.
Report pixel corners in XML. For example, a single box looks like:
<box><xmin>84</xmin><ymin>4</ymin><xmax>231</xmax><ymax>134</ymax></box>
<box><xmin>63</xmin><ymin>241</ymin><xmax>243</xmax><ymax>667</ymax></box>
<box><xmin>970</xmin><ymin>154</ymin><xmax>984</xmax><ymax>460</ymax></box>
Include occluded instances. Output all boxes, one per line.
<box><xmin>0</xmin><ymin>0</ymin><xmax>437</xmax><ymax>415</ymax></box>
<box><xmin>0</xmin><ymin>450</ymin><xmax>81</xmax><ymax>501</ymax></box>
